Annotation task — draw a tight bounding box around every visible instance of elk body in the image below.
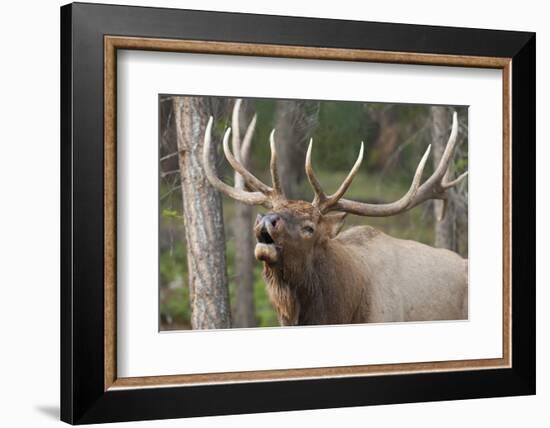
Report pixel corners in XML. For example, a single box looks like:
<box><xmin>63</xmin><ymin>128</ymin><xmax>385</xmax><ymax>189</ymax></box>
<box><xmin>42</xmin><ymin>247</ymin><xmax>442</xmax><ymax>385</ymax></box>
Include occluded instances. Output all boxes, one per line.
<box><xmin>203</xmin><ymin>102</ymin><xmax>468</xmax><ymax>326</ymax></box>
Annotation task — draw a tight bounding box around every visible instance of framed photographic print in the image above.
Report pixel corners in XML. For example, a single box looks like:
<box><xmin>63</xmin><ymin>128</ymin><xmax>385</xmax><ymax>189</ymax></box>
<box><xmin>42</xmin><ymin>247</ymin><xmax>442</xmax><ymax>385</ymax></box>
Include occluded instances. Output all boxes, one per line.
<box><xmin>60</xmin><ymin>2</ymin><xmax>536</xmax><ymax>424</ymax></box>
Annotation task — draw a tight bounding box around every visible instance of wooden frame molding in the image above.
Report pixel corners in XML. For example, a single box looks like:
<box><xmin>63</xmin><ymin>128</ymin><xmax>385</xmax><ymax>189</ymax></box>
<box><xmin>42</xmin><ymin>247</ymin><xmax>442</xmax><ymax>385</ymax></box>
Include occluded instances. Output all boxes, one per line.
<box><xmin>104</xmin><ymin>35</ymin><xmax>513</xmax><ymax>391</ymax></box>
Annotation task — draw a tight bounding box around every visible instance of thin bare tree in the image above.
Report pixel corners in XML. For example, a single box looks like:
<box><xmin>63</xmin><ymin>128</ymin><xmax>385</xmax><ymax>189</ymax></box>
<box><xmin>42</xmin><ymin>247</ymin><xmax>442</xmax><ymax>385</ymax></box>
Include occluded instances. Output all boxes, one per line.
<box><xmin>364</xmin><ymin>105</ymin><xmax>401</xmax><ymax>170</ymax></box>
<box><xmin>274</xmin><ymin>100</ymin><xmax>320</xmax><ymax>199</ymax></box>
<box><xmin>231</xmin><ymin>99</ymin><xmax>257</xmax><ymax>328</ymax></box>
<box><xmin>173</xmin><ymin>96</ymin><xmax>231</xmax><ymax>329</ymax></box>
<box><xmin>430</xmin><ymin>106</ymin><xmax>468</xmax><ymax>253</ymax></box>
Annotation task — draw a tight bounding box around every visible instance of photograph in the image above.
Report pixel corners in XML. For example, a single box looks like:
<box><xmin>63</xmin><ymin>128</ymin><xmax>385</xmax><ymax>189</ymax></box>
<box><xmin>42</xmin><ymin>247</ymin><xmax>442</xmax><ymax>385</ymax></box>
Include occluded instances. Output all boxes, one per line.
<box><xmin>159</xmin><ymin>96</ymin><xmax>469</xmax><ymax>330</ymax></box>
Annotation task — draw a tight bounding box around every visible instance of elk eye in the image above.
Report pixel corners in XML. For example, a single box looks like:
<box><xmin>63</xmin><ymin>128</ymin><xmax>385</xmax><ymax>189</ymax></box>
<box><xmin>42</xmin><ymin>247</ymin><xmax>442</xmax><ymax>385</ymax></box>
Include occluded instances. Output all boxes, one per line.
<box><xmin>302</xmin><ymin>225</ymin><xmax>315</xmax><ymax>235</ymax></box>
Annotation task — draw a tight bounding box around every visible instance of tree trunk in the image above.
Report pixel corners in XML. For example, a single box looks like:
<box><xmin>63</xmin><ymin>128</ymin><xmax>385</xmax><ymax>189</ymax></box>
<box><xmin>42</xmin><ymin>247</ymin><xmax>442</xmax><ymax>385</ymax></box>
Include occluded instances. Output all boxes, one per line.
<box><xmin>232</xmin><ymin>100</ymin><xmax>256</xmax><ymax>328</ymax></box>
<box><xmin>364</xmin><ymin>105</ymin><xmax>401</xmax><ymax>170</ymax></box>
<box><xmin>274</xmin><ymin>100</ymin><xmax>320</xmax><ymax>199</ymax></box>
<box><xmin>173</xmin><ymin>97</ymin><xmax>231</xmax><ymax>329</ymax></box>
<box><xmin>159</xmin><ymin>97</ymin><xmax>179</xmax><ymax>173</ymax></box>
<box><xmin>431</xmin><ymin>106</ymin><xmax>457</xmax><ymax>251</ymax></box>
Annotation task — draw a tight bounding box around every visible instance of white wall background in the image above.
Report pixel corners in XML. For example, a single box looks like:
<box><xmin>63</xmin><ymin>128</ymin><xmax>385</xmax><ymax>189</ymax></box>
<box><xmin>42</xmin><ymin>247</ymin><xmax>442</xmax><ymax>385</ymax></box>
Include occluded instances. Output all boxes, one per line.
<box><xmin>0</xmin><ymin>1</ymin><xmax>546</xmax><ymax>427</ymax></box>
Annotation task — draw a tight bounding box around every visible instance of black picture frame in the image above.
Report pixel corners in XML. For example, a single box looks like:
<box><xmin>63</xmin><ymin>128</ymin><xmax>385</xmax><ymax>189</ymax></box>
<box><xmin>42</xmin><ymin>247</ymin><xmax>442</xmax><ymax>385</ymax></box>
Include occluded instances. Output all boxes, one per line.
<box><xmin>61</xmin><ymin>2</ymin><xmax>535</xmax><ymax>424</ymax></box>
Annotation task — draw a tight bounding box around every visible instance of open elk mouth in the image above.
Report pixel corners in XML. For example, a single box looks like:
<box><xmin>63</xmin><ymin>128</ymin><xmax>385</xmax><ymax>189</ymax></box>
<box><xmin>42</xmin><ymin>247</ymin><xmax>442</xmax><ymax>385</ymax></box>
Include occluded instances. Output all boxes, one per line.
<box><xmin>255</xmin><ymin>226</ymin><xmax>278</xmax><ymax>263</ymax></box>
<box><xmin>257</xmin><ymin>227</ymin><xmax>274</xmax><ymax>244</ymax></box>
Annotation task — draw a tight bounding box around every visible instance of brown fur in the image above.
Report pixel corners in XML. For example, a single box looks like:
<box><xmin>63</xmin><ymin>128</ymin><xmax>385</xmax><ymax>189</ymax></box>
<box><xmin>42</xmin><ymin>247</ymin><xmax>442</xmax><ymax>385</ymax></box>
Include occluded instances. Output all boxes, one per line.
<box><xmin>255</xmin><ymin>201</ymin><xmax>468</xmax><ymax>326</ymax></box>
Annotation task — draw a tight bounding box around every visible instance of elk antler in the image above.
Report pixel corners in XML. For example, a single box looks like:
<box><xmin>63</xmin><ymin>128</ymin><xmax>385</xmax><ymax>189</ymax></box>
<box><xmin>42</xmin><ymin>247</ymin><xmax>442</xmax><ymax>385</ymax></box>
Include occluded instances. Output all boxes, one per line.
<box><xmin>306</xmin><ymin>111</ymin><xmax>467</xmax><ymax>218</ymax></box>
<box><xmin>231</xmin><ymin>98</ymin><xmax>257</xmax><ymax>190</ymax></box>
<box><xmin>400</xmin><ymin>112</ymin><xmax>468</xmax><ymax>219</ymax></box>
<box><xmin>203</xmin><ymin>99</ymin><xmax>286</xmax><ymax>208</ymax></box>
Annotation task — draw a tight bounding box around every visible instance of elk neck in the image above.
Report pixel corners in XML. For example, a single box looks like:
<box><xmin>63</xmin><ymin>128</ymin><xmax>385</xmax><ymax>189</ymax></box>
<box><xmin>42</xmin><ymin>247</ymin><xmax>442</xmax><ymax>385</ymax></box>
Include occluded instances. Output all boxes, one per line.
<box><xmin>262</xmin><ymin>235</ymin><xmax>356</xmax><ymax>325</ymax></box>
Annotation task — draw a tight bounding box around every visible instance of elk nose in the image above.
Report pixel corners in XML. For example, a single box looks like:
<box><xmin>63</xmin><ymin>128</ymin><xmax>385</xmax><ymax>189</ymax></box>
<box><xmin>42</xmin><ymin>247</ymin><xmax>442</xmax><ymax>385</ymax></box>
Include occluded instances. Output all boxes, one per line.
<box><xmin>263</xmin><ymin>213</ymin><xmax>280</xmax><ymax>228</ymax></box>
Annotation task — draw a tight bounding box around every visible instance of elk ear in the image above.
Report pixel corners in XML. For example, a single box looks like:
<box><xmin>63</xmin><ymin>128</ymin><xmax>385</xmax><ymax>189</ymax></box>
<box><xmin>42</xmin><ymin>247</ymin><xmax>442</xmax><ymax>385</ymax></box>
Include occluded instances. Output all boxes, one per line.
<box><xmin>323</xmin><ymin>212</ymin><xmax>347</xmax><ymax>238</ymax></box>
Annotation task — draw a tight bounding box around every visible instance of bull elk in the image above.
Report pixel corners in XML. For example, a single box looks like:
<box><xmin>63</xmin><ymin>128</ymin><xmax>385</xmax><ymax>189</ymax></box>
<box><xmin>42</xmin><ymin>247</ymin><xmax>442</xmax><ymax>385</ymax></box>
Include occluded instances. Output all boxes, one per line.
<box><xmin>203</xmin><ymin>101</ymin><xmax>468</xmax><ymax>326</ymax></box>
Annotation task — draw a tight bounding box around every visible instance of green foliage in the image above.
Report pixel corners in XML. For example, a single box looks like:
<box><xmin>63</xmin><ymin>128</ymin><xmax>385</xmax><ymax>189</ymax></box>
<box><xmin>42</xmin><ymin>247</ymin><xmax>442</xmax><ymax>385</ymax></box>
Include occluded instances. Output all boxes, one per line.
<box><xmin>159</xmin><ymin>239</ymin><xmax>186</xmax><ymax>286</ymax></box>
<box><xmin>160</xmin><ymin>286</ymin><xmax>191</xmax><ymax>330</ymax></box>
<box><xmin>254</xmin><ymin>276</ymin><xmax>279</xmax><ymax>327</ymax></box>
<box><xmin>454</xmin><ymin>157</ymin><xmax>468</xmax><ymax>173</ymax></box>
<box><xmin>159</xmin><ymin>227</ymin><xmax>191</xmax><ymax>329</ymax></box>
<box><xmin>249</xmin><ymin>99</ymin><xmax>368</xmax><ymax>173</ymax></box>
<box><xmin>161</xmin><ymin>209</ymin><xmax>179</xmax><ymax>218</ymax></box>
<box><xmin>313</xmin><ymin>101</ymin><xmax>368</xmax><ymax>170</ymax></box>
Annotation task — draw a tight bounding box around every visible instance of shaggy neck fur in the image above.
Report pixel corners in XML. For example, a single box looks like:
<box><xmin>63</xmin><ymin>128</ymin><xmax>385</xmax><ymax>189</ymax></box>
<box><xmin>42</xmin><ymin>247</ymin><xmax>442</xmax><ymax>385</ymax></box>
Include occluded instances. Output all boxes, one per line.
<box><xmin>263</xmin><ymin>237</ymin><xmax>357</xmax><ymax>326</ymax></box>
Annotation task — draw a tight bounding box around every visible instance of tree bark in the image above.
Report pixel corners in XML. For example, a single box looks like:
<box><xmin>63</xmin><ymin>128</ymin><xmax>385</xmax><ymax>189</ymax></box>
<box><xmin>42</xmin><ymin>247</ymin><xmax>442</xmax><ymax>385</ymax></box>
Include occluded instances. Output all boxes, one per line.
<box><xmin>232</xmin><ymin>100</ymin><xmax>256</xmax><ymax>328</ymax></box>
<box><xmin>431</xmin><ymin>106</ymin><xmax>457</xmax><ymax>251</ymax></box>
<box><xmin>159</xmin><ymin>96</ymin><xmax>179</xmax><ymax>173</ymax></box>
<box><xmin>173</xmin><ymin>97</ymin><xmax>231</xmax><ymax>329</ymax></box>
<box><xmin>274</xmin><ymin>100</ymin><xmax>320</xmax><ymax>199</ymax></box>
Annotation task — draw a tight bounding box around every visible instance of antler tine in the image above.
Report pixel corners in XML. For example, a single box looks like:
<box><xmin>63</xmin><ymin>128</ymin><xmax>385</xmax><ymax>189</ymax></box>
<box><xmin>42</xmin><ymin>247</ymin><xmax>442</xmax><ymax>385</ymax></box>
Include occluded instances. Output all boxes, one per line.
<box><xmin>240</xmin><ymin>113</ymin><xmax>257</xmax><ymax>163</ymax></box>
<box><xmin>231</xmin><ymin>98</ymin><xmax>257</xmax><ymax>191</ymax></box>
<box><xmin>330</xmin><ymin>144</ymin><xmax>431</xmax><ymax>217</ymax></box>
<box><xmin>403</xmin><ymin>111</ymin><xmax>468</xmax><ymax>216</ymax></box>
<box><xmin>202</xmin><ymin>117</ymin><xmax>271</xmax><ymax>207</ymax></box>
<box><xmin>305</xmin><ymin>138</ymin><xmax>327</xmax><ymax>206</ymax></box>
<box><xmin>222</xmin><ymin>126</ymin><xmax>273</xmax><ymax>195</ymax></box>
<box><xmin>325</xmin><ymin>110</ymin><xmax>467</xmax><ymax>219</ymax></box>
<box><xmin>269</xmin><ymin>130</ymin><xmax>284</xmax><ymax>196</ymax></box>
<box><xmin>434</xmin><ymin>111</ymin><xmax>459</xmax><ymax>182</ymax></box>
<box><xmin>320</xmin><ymin>142</ymin><xmax>364</xmax><ymax>211</ymax></box>
<box><xmin>442</xmin><ymin>171</ymin><xmax>468</xmax><ymax>189</ymax></box>
<box><xmin>231</xmin><ymin>99</ymin><xmax>243</xmax><ymax>163</ymax></box>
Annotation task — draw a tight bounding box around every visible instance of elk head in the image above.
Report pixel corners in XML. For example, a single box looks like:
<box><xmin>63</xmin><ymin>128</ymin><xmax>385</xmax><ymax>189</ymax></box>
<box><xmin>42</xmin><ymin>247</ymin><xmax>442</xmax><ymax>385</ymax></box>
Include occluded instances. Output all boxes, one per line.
<box><xmin>203</xmin><ymin>100</ymin><xmax>467</xmax><ymax>270</ymax></box>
